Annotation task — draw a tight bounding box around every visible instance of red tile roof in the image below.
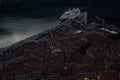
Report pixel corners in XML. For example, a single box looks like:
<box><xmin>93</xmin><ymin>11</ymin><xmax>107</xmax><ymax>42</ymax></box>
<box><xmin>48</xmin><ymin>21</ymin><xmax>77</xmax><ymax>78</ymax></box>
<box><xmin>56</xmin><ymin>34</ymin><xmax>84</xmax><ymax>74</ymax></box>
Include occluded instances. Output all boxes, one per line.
<box><xmin>108</xmin><ymin>40</ymin><xmax>120</xmax><ymax>48</ymax></box>
<box><xmin>48</xmin><ymin>66</ymin><xmax>71</xmax><ymax>75</ymax></box>
<box><xmin>3</xmin><ymin>58</ymin><xmax>46</xmax><ymax>75</ymax></box>
<box><xmin>101</xmin><ymin>70</ymin><xmax>119</xmax><ymax>80</ymax></box>
<box><xmin>23</xmin><ymin>42</ymin><xmax>47</xmax><ymax>50</ymax></box>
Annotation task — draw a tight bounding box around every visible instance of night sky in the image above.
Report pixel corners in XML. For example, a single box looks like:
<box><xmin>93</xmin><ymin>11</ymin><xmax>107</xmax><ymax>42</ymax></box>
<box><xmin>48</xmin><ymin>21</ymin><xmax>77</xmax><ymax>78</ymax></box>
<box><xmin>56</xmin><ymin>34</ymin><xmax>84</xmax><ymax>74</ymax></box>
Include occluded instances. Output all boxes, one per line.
<box><xmin>0</xmin><ymin>0</ymin><xmax>120</xmax><ymax>17</ymax></box>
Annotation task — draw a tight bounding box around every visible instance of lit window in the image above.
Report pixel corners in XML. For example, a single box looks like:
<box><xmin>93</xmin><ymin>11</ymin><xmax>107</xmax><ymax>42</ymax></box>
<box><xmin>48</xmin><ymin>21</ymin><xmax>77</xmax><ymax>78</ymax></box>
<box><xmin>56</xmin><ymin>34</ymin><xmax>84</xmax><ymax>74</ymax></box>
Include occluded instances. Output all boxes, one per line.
<box><xmin>84</xmin><ymin>77</ymin><xmax>89</xmax><ymax>80</ymax></box>
<box><xmin>97</xmin><ymin>75</ymin><xmax>101</xmax><ymax>80</ymax></box>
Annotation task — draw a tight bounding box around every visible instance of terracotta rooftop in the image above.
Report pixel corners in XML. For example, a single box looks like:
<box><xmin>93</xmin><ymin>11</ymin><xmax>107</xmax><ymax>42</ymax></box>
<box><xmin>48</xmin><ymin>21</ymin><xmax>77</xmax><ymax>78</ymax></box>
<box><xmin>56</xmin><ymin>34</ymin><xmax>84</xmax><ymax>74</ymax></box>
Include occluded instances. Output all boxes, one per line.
<box><xmin>3</xmin><ymin>58</ymin><xmax>46</xmax><ymax>75</ymax></box>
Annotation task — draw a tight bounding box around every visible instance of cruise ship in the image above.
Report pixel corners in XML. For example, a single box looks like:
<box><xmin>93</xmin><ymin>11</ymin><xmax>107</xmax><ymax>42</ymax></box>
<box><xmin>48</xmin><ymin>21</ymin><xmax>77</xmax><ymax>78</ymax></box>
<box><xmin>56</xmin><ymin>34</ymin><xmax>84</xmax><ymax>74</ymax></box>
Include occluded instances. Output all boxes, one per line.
<box><xmin>0</xmin><ymin>8</ymin><xmax>120</xmax><ymax>80</ymax></box>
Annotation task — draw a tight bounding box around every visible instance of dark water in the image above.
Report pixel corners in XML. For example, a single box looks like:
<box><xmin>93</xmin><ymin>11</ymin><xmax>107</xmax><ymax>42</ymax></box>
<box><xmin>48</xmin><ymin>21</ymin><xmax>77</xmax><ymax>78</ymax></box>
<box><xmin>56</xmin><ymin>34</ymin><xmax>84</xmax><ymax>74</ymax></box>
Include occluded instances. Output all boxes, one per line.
<box><xmin>0</xmin><ymin>17</ymin><xmax>59</xmax><ymax>47</ymax></box>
